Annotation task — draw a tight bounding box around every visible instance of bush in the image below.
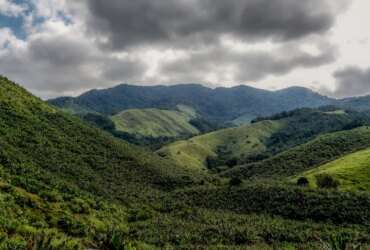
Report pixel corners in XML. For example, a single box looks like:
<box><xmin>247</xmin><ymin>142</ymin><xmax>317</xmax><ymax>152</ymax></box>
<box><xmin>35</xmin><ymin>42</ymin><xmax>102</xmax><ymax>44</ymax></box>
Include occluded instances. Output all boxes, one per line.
<box><xmin>229</xmin><ymin>177</ymin><xmax>242</xmax><ymax>187</ymax></box>
<box><xmin>315</xmin><ymin>174</ymin><xmax>340</xmax><ymax>189</ymax></box>
<box><xmin>297</xmin><ymin>177</ymin><xmax>309</xmax><ymax>187</ymax></box>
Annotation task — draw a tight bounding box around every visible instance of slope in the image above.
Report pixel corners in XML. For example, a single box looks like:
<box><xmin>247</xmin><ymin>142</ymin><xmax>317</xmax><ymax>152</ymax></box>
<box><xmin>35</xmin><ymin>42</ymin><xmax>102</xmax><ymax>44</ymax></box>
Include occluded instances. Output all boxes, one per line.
<box><xmin>158</xmin><ymin>120</ymin><xmax>282</xmax><ymax>170</ymax></box>
<box><xmin>0</xmin><ymin>76</ymin><xmax>199</xmax><ymax>203</ymax></box>
<box><xmin>160</xmin><ymin>108</ymin><xmax>363</xmax><ymax>171</ymax></box>
<box><xmin>224</xmin><ymin>126</ymin><xmax>370</xmax><ymax>179</ymax></box>
<box><xmin>298</xmin><ymin>145</ymin><xmax>370</xmax><ymax>191</ymax></box>
<box><xmin>111</xmin><ymin>105</ymin><xmax>199</xmax><ymax>138</ymax></box>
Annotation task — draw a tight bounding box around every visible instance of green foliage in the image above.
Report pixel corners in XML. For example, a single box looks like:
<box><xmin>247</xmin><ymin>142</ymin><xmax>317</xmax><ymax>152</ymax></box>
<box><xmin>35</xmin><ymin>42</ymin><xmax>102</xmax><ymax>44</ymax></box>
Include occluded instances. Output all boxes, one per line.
<box><xmin>315</xmin><ymin>174</ymin><xmax>340</xmax><ymax>189</ymax></box>
<box><xmin>229</xmin><ymin>178</ymin><xmax>242</xmax><ymax>187</ymax></box>
<box><xmin>296</xmin><ymin>177</ymin><xmax>309</xmax><ymax>186</ymax></box>
<box><xmin>3</xmin><ymin>76</ymin><xmax>370</xmax><ymax>249</ymax></box>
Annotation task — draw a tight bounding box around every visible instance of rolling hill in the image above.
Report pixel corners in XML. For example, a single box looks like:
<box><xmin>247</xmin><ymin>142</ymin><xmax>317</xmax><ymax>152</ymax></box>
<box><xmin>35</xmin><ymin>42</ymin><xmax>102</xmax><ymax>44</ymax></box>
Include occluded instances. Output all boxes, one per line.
<box><xmin>225</xmin><ymin>126</ymin><xmax>370</xmax><ymax>179</ymax></box>
<box><xmin>3</xmin><ymin>76</ymin><xmax>370</xmax><ymax>248</ymax></box>
<box><xmin>158</xmin><ymin>120</ymin><xmax>282</xmax><ymax>170</ymax></box>
<box><xmin>49</xmin><ymin>84</ymin><xmax>332</xmax><ymax>123</ymax></box>
<box><xmin>111</xmin><ymin>105</ymin><xmax>199</xmax><ymax>138</ymax></box>
<box><xmin>159</xmin><ymin>108</ymin><xmax>366</xmax><ymax>171</ymax></box>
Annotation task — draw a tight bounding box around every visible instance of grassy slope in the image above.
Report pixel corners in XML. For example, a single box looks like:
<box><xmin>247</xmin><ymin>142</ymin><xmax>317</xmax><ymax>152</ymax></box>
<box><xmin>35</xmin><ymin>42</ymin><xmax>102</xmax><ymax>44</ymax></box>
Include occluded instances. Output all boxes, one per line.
<box><xmin>225</xmin><ymin>126</ymin><xmax>370</xmax><ymax>179</ymax></box>
<box><xmin>158</xmin><ymin>121</ymin><xmax>282</xmax><ymax>170</ymax></box>
<box><xmin>2</xmin><ymin>77</ymin><xmax>370</xmax><ymax>248</ymax></box>
<box><xmin>299</xmin><ymin>147</ymin><xmax>370</xmax><ymax>191</ymax></box>
<box><xmin>111</xmin><ymin>105</ymin><xmax>199</xmax><ymax>138</ymax></box>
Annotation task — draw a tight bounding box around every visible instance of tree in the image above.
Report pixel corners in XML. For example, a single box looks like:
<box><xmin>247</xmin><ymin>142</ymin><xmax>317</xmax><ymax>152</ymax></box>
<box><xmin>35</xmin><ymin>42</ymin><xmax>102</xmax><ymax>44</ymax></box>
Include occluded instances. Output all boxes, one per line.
<box><xmin>229</xmin><ymin>177</ymin><xmax>242</xmax><ymax>187</ymax></box>
<box><xmin>297</xmin><ymin>177</ymin><xmax>309</xmax><ymax>187</ymax></box>
<box><xmin>315</xmin><ymin>174</ymin><xmax>340</xmax><ymax>189</ymax></box>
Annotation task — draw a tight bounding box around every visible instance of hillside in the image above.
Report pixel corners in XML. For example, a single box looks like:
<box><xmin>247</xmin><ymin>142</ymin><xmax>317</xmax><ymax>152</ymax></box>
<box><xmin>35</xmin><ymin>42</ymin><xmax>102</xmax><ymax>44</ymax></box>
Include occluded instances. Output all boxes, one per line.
<box><xmin>160</xmin><ymin>108</ymin><xmax>365</xmax><ymax>171</ymax></box>
<box><xmin>158</xmin><ymin>120</ymin><xmax>282</xmax><ymax>170</ymax></box>
<box><xmin>225</xmin><ymin>126</ymin><xmax>370</xmax><ymax>179</ymax></box>
<box><xmin>49</xmin><ymin>84</ymin><xmax>332</xmax><ymax>123</ymax></box>
<box><xmin>111</xmin><ymin>105</ymin><xmax>199</xmax><ymax>138</ymax></box>
<box><xmin>3</xmin><ymin>76</ymin><xmax>370</xmax><ymax>248</ymax></box>
<box><xmin>298</xmin><ymin>145</ymin><xmax>370</xmax><ymax>191</ymax></box>
<box><xmin>0</xmin><ymin>76</ymin><xmax>203</xmax><ymax>248</ymax></box>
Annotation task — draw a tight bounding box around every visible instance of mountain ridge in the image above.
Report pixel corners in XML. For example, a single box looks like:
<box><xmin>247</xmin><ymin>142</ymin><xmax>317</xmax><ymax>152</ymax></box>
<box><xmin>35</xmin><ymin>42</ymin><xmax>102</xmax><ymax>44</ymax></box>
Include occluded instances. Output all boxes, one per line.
<box><xmin>49</xmin><ymin>83</ymin><xmax>332</xmax><ymax>123</ymax></box>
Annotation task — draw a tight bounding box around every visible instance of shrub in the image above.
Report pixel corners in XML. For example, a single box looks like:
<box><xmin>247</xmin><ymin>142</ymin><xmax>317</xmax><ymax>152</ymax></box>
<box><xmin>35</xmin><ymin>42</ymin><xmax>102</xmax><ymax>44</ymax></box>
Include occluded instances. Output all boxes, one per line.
<box><xmin>315</xmin><ymin>174</ymin><xmax>340</xmax><ymax>189</ymax></box>
<box><xmin>297</xmin><ymin>177</ymin><xmax>309</xmax><ymax>187</ymax></box>
<box><xmin>229</xmin><ymin>177</ymin><xmax>242</xmax><ymax>187</ymax></box>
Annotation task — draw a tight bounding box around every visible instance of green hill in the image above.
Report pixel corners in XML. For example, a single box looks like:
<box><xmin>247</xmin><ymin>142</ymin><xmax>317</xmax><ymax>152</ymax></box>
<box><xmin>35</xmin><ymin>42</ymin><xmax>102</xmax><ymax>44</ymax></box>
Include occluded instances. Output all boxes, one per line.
<box><xmin>111</xmin><ymin>105</ymin><xmax>199</xmax><ymax>138</ymax></box>
<box><xmin>0</xmin><ymin>76</ymin><xmax>201</xmax><ymax>248</ymax></box>
<box><xmin>225</xmin><ymin>126</ymin><xmax>370</xmax><ymax>179</ymax></box>
<box><xmin>298</xmin><ymin>146</ymin><xmax>370</xmax><ymax>191</ymax></box>
<box><xmin>158</xmin><ymin>120</ymin><xmax>282</xmax><ymax>170</ymax></box>
<box><xmin>160</xmin><ymin>108</ymin><xmax>364</xmax><ymax>171</ymax></box>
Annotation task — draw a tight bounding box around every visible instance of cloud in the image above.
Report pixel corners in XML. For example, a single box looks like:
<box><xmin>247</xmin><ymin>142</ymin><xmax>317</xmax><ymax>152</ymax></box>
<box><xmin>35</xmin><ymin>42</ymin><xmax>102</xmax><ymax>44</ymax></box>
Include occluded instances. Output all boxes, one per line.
<box><xmin>0</xmin><ymin>0</ymin><xmax>26</xmax><ymax>17</ymax></box>
<box><xmin>332</xmin><ymin>66</ymin><xmax>370</xmax><ymax>98</ymax></box>
<box><xmin>82</xmin><ymin>0</ymin><xmax>346</xmax><ymax>50</ymax></box>
<box><xmin>0</xmin><ymin>21</ymin><xmax>147</xmax><ymax>98</ymax></box>
<box><xmin>158</xmin><ymin>40</ymin><xmax>337</xmax><ymax>84</ymax></box>
<box><xmin>0</xmin><ymin>0</ymin><xmax>350</xmax><ymax>97</ymax></box>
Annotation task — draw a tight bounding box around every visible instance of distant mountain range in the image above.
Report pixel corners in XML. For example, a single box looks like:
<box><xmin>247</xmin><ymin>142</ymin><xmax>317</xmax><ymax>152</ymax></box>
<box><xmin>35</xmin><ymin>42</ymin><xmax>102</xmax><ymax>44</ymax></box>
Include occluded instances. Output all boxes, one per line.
<box><xmin>49</xmin><ymin>84</ymin><xmax>334</xmax><ymax>122</ymax></box>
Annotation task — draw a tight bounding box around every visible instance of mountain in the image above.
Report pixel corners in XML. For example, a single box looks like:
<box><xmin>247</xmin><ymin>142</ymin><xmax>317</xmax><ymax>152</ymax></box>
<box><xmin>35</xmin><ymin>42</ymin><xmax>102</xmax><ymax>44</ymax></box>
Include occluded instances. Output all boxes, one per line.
<box><xmin>49</xmin><ymin>84</ymin><xmax>332</xmax><ymax>123</ymax></box>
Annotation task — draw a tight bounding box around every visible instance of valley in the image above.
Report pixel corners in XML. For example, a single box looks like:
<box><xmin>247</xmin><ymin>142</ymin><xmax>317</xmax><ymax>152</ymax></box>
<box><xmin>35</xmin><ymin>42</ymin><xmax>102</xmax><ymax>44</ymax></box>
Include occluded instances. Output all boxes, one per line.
<box><xmin>2</xmin><ymin>76</ymin><xmax>370</xmax><ymax>249</ymax></box>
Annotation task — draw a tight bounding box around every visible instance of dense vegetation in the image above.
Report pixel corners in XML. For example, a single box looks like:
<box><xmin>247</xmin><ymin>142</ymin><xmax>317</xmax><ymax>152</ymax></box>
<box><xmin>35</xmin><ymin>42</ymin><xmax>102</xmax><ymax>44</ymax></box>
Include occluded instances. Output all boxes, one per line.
<box><xmin>4</xmin><ymin>76</ymin><xmax>370</xmax><ymax>249</ymax></box>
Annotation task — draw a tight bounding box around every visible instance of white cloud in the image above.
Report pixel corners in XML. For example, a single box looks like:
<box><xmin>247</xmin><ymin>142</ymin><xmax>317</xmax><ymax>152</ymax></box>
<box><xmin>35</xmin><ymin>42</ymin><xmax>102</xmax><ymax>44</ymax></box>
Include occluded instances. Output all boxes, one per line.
<box><xmin>0</xmin><ymin>0</ymin><xmax>26</xmax><ymax>17</ymax></box>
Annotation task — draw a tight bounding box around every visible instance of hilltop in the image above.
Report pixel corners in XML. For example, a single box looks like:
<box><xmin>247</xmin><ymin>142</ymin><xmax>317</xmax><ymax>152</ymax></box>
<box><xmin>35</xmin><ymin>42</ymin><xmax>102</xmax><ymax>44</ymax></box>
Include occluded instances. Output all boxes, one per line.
<box><xmin>49</xmin><ymin>84</ymin><xmax>332</xmax><ymax>123</ymax></box>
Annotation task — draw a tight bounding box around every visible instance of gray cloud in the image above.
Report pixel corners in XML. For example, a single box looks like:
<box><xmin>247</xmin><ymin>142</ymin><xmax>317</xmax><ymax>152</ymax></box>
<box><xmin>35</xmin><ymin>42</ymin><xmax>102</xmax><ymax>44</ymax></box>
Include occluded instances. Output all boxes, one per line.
<box><xmin>83</xmin><ymin>0</ymin><xmax>344</xmax><ymax>50</ymax></box>
<box><xmin>333</xmin><ymin>66</ymin><xmax>370</xmax><ymax>98</ymax></box>
<box><xmin>0</xmin><ymin>31</ymin><xmax>147</xmax><ymax>98</ymax></box>
<box><xmin>159</xmin><ymin>42</ymin><xmax>337</xmax><ymax>83</ymax></box>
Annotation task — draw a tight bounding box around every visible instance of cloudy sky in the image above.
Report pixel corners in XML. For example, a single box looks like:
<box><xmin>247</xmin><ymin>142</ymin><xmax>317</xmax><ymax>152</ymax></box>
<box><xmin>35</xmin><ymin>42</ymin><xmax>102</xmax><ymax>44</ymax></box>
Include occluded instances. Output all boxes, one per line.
<box><xmin>0</xmin><ymin>0</ymin><xmax>369</xmax><ymax>99</ymax></box>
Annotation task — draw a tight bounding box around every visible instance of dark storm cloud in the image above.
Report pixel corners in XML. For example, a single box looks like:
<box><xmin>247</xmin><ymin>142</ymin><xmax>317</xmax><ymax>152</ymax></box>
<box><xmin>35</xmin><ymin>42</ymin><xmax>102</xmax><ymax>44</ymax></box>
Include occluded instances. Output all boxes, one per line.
<box><xmin>333</xmin><ymin>67</ymin><xmax>370</xmax><ymax>97</ymax></box>
<box><xmin>84</xmin><ymin>0</ymin><xmax>341</xmax><ymax>50</ymax></box>
<box><xmin>159</xmin><ymin>43</ymin><xmax>337</xmax><ymax>83</ymax></box>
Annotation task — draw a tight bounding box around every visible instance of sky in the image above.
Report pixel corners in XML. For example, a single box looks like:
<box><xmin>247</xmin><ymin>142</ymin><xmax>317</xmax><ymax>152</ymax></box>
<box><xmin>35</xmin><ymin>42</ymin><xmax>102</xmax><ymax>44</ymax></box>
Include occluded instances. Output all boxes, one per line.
<box><xmin>0</xmin><ymin>0</ymin><xmax>370</xmax><ymax>99</ymax></box>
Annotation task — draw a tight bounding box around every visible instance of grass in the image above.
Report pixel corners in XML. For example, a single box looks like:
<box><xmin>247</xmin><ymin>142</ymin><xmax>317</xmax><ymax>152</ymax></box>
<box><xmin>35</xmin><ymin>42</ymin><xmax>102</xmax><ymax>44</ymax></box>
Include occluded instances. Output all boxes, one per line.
<box><xmin>158</xmin><ymin>120</ymin><xmax>282</xmax><ymax>170</ymax></box>
<box><xmin>298</xmin><ymin>146</ymin><xmax>370</xmax><ymax>191</ymax></box>
<box><xmin>225</xmin><ymin>126</ymin><xmax>370</xmax><ymax>180</ymax></box>
<box><xmin>112</xmin><ymin>105</ymin><xmax>199</xmax><ymax>138</ymax></box>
